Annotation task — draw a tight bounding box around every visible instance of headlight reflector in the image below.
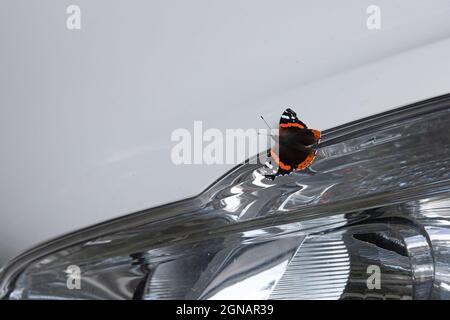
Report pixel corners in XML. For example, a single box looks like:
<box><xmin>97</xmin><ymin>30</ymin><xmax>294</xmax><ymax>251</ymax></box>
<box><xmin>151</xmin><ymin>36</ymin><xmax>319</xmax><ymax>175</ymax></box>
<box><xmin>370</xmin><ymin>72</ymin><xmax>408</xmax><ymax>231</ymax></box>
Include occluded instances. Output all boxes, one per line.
<box><xmin>1</xmin><ymin>95</ymin><xmax>450</xmax><ymax>300</ymax></box>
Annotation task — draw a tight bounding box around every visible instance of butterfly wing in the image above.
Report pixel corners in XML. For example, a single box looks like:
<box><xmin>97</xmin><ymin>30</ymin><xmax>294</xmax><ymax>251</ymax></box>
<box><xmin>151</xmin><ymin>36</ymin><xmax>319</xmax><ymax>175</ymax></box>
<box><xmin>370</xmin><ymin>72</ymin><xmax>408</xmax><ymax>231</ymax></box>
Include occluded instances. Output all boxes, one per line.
<box><xmin>279</xmin><ymin>108</ymin><xmax>308</xmax><ymax>129</ymax></box>
<box><xmin>268</xmin><ymin>108</ymin><xmax>321</xmax><ymax>177</ymax></box>
<box><xmin>279</xmin><ymin>108</ymin><xmax>322</xmax><ymax>141</ymax></box>
<box><xmin>274</xmin><ymin>129</ymin><xmax>315</xmax><ymax>174</ymax></box>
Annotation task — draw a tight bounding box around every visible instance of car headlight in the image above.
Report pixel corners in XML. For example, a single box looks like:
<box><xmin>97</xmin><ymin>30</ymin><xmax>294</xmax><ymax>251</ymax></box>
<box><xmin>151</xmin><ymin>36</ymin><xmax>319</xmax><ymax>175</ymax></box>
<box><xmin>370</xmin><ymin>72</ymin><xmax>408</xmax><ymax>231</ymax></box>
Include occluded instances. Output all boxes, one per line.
<box><xmin>1</xmin><ymin>95</ymin><xmax>450</xmax><ymax>300</ymax></box>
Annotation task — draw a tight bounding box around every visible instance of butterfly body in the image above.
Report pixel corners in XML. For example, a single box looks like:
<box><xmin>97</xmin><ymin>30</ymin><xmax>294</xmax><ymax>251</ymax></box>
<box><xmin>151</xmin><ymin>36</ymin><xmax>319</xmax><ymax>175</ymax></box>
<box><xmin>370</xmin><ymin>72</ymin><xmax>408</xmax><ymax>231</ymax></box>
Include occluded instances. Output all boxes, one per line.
<box><xmin>268</xmin><ymin>108</ymin><xmax>321</xmax><ymax>178</ymax></box>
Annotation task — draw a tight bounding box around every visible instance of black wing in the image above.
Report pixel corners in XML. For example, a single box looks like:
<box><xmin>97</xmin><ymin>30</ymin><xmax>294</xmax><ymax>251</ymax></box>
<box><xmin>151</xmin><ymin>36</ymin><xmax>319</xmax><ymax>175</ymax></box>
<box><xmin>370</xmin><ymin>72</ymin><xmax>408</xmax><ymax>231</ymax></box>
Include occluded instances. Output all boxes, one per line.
<box><xmin>279</xmin><ymin>108</ymin><xmax>308</xmax><ymax>128</ymax></box>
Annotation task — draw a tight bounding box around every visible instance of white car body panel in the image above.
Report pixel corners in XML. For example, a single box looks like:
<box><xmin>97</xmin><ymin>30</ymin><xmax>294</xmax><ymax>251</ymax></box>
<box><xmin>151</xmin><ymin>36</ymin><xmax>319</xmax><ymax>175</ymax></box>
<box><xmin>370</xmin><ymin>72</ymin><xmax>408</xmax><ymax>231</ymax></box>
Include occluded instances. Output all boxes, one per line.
<box><xmin>1</xmin><ymin>1</ymin><xmax>450</xmax><ymax>266</ymax></box>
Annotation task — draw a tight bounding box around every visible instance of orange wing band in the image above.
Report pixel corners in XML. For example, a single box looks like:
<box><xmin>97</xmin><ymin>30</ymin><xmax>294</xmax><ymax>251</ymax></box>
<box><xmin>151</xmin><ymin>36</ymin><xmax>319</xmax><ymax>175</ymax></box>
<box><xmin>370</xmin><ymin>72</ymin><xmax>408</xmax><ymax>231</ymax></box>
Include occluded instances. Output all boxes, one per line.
<box><xmin>297</xmin><ymin>152</ymin><xmax>316</xmax><ymax>170</ymax></box>
<box><xmin>280</xmin><ymin>123</ymin><xmax>305</xmax><ymax>129</ymax></box>
<box><xmin>270</xmin><ymin>149</ymin><xmax>292</xmax><ymax>171</ymax></box>
<box><xmin>311</xmin><ymin>129</ymin><xmax>321</xmax><ymax>140</ymax></box>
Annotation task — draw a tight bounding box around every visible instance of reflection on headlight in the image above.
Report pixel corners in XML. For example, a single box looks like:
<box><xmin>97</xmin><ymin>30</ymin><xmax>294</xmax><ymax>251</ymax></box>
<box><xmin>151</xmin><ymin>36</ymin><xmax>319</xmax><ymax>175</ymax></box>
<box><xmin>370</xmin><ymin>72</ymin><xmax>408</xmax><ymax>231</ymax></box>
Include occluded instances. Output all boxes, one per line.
<box><xmin>1</xmin><ymin>95</ymin><xmax>450</xmax><ymax>300</ymax></box>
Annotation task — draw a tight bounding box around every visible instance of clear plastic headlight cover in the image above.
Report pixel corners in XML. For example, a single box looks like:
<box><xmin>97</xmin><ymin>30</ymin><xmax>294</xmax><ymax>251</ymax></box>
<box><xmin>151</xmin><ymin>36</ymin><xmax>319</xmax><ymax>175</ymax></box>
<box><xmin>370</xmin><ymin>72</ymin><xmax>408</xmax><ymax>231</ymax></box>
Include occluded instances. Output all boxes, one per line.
<box><xmin>1</xmin><ymin>95</ymin><xmax>450</xmax><ymax>300</ymax></box>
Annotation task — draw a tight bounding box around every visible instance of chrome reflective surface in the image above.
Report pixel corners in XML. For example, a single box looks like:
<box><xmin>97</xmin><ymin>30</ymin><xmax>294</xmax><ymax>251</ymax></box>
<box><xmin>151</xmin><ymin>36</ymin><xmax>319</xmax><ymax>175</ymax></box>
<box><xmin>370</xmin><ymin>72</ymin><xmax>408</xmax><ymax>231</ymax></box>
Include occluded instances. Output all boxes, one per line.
<box><xmin>1</xmin><ymin>95</ymin><xmax>450</xmax><ymax>299</ymax></box>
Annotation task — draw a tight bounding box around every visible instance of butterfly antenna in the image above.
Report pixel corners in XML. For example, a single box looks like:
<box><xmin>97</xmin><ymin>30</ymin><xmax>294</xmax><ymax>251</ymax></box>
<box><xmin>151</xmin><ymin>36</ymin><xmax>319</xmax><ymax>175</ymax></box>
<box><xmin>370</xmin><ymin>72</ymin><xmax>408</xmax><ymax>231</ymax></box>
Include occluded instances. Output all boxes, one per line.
<box><xmin>260</xmin><ymin>116</ymin><xmax>272</xmax><ymax>131</ymax></box>
<box><xmin>260</xmin><ymin>116</ymin><xmax>275</xmax><ymax>167</ymax></box>
<box><xmin>260</xmin><ymin>115</ymin><xmax>275</xmax><ymax>139</ymax></box>
<box><xmin>260</xmin><ymin>116</ymin><xmax>273</xmax><ymax>139</ymax></box>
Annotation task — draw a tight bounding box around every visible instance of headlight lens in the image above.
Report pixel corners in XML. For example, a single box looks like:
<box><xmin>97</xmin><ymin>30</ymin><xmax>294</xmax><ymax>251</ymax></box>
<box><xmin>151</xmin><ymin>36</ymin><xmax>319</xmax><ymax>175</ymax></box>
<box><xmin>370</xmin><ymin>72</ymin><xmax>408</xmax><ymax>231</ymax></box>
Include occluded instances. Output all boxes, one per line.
<box><xmin>1</xmin><ymin>95</ymin><xmax>450</xmax><ymax>300</ymax></box>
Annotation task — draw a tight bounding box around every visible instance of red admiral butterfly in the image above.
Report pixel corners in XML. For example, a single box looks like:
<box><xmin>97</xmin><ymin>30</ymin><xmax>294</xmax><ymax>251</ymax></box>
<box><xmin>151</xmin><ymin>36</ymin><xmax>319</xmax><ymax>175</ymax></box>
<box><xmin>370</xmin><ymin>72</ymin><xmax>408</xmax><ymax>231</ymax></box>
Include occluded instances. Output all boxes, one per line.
<box><xmin>266</xmin><ymin>108</ymin><xmax>321</xmax><ymax>178</ymax></box>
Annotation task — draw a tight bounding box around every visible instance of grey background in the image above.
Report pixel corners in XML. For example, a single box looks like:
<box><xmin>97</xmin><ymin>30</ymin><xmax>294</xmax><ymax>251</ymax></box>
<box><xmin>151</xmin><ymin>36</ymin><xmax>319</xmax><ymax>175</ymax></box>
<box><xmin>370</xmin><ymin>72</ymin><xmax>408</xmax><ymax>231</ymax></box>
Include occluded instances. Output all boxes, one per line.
<box><xmin>2</xmin><ymin>0</ymin><xmax>450</xmax><ymax>266</ymax></box>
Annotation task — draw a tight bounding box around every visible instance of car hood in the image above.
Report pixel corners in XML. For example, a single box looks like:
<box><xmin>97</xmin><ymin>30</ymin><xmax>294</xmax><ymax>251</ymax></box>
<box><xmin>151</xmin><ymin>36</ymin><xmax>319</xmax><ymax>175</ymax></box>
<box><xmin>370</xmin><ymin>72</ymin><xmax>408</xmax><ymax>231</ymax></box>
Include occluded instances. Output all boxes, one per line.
<box><xmin>2</xmin><ymin>0</ymin><xmax>450</xmax><ymax>266</ymax></box>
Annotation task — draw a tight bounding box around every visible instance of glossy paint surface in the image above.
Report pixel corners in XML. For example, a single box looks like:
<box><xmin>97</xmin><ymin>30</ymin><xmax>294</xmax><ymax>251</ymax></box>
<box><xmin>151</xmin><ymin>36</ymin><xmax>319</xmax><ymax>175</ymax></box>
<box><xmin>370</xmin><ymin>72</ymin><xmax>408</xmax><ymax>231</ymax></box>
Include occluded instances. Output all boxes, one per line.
<box><xmin>2</xmin><ymin>1</ymin><xmax>450</xmax><ymax>265</ymax></box>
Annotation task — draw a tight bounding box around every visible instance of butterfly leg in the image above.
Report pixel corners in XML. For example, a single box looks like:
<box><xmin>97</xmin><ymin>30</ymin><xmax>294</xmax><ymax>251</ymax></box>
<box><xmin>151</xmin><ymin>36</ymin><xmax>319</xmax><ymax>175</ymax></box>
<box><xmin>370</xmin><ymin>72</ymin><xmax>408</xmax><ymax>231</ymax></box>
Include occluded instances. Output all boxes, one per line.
<box><xmin>264</xmin><ymin>174</ymin><xmax>276</xmax><ymax>181</ymax></box>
